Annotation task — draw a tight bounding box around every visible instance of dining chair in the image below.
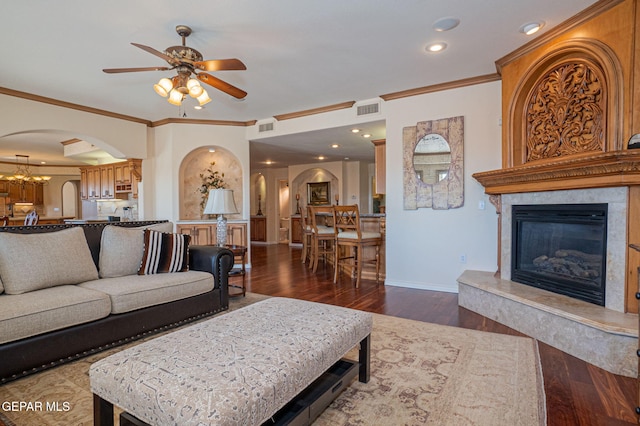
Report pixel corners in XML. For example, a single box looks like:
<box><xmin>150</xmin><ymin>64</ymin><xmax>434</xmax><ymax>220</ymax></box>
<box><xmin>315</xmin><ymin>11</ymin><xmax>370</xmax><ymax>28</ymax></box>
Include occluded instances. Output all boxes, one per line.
<box><xmin>0</xmin><ymin>216</ymin><xmax>8</xmax><ymax>227</ymax></box>
<box><xmin>300</xmin><ymin>206</ymin><xmax>313</xmax><ymax>264</ymax></box>
<box><xmin>308</xmin><ymin>205</ymin><xmax>336</xmax><ymax>273</ymax></box>
<box><xmin>333</xmin><ymin>204</ymin><xmax>382</xmax><ymax>288</ymax></box>
<box><xmin>24</xmin><ymin>211</ymin><xmax>39</xmax><ymax>226</ymax></box>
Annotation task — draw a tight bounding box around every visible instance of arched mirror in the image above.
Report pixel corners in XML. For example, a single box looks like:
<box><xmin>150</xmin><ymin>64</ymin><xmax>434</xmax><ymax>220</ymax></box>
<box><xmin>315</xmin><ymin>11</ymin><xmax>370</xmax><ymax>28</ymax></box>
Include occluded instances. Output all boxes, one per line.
<box><xmin>413</xmin><ymin>133</ymin><xmax>451</xmax><ymax>185</ymax></box>
<box><xmin>403</xmin><ymin>116</ymin><xmax>464</xmax><ymax>210</ymax></box>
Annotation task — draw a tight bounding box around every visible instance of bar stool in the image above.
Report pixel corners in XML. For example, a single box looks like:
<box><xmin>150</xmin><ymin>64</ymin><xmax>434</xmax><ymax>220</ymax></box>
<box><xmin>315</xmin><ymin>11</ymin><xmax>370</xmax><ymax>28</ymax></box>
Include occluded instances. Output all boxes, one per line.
<box><xmin>333</xmin><ymin>204</ymin><xmax>382</xmax><ymax>288</ymax></box>
<box><xmin>300</xmin><ymin>206</ymin><xmax>313</xmax><ymax>264</ymax></box>
<box><xmin>308</xmin><ymin>205</ymin><xmax>336</xmax><ymax>273</ymax></box>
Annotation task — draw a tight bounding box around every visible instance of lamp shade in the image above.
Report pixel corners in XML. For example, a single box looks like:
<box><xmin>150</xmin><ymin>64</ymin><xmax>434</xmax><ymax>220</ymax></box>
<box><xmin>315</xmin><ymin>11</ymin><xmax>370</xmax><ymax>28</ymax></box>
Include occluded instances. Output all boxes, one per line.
<box><xmin>203</xmin><ymin>189</ymin><xmax>239</xmax><ymax>215</ymax></box>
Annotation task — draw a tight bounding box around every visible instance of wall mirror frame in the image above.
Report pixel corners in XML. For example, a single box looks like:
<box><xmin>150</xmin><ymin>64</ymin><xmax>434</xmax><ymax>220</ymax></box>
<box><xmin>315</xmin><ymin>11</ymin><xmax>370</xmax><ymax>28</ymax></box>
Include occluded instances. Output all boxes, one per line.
<box><xmin>403</xmin><ymin>116</ymin><xmax>464</xmax><ymax>210</ymax></box>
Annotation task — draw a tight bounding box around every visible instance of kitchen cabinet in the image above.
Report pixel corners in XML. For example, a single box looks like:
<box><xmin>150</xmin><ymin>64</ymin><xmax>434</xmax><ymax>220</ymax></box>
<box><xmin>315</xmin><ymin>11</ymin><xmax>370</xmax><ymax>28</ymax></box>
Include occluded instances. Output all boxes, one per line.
<box><xmin>2</xmin><ymin>181</ymin><xmax>44</xmax><ymax>205</ymax></box>
<box><xmin>291</xmin><ymin>216</ymin><xmax>302</xmax><ymax>244</ymax></box>
<box><xmin>80</xmin><ymin>159</ymin><xmax>142</xmax><ymax>200</ymax></box>
<box><xmin>81</xmin><ymin>167</ymin><xmax>102</xmax><ymax>200</ymax></box>
<box><xmin>250</xmin><ymin>216</ymin><xmax>266</xmax><ymax>242</ymax></box>
<box><xmin>372</xmin><ymin>139</ymin><xmax>386</xmax><ymax>194</ymax></box>
<box><xmin>100</xmin><ymin>165</ymin><xmax>115</xmax><ymax>199</ymax></box>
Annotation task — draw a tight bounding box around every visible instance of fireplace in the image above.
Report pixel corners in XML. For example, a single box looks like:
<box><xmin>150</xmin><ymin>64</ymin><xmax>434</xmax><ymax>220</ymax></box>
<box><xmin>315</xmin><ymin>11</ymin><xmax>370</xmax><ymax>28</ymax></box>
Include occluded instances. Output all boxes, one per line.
<box><xmin>511</xmin><ymin>203</ymin><xmax>607</xmax><ymax>306</ymax></box>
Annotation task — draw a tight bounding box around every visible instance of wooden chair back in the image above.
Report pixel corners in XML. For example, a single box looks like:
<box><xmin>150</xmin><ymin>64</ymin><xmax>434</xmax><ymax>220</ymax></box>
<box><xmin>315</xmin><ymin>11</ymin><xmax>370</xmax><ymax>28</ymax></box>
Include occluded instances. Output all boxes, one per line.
<box><xmin>333</xmin><ymin>204</ymin><xmax>361</xmax><ymax>238</ymax></box>
<box><xmin>0</xmin><ymin>216</ymin><xmax>8</xmax><ymax>227</ymax></box>
<box><xmin>24</xmin><ymin>211</ymin><xmax>39</xmax><ymax>226</ymax></box>
<box><xmin>308</xmin><ymin>205</ymin><xmax>335</xmax><ymax>234</ymax></box>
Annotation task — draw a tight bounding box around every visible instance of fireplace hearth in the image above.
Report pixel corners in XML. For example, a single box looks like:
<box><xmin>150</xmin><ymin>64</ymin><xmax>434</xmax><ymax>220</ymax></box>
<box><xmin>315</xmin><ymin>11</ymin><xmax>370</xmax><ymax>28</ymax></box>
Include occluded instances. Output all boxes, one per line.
<box><xmin>511</xmin><ymin>203</ymin><xmax>607</xmax><ymax>306</ymax></box>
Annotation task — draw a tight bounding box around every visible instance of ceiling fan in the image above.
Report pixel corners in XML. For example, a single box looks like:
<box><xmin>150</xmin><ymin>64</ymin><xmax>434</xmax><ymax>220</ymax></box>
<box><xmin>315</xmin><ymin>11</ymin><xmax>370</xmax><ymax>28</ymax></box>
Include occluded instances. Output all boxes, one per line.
<box><xmin>103</xmin><ymin>25</ymin><xmax>247</xmax><ymax>106</ymax></box>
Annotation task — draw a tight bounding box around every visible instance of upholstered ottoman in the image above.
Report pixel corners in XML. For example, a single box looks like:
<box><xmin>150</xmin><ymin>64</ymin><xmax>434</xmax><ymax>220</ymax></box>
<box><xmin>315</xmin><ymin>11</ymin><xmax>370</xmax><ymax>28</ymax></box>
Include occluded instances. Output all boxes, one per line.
<box><xmin>90</xmin><ymin>297</ymin><xmax>372</xmax><ymax>425</ymax></box>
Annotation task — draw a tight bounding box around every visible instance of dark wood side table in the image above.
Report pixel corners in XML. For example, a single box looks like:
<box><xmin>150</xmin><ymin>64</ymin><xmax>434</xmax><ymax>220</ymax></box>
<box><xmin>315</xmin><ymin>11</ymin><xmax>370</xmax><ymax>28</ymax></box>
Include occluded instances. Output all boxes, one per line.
<box><xmin>226</xmin><ymin>244</ymin><xmax>247</xmax><ymax>297</ymax></box>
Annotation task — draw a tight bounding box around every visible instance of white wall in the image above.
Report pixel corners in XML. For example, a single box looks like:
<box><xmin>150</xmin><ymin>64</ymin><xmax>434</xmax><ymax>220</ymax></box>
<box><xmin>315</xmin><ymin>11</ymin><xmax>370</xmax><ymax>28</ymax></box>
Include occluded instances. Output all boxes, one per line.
<box><xmin>145</xmin><ymin>124</ymin><xmax>250</xmax><ymax>223</ymax></box>
<box><xmin>384</xmin><ymin>81</ymin><xmax>502</xmax><ymax>292</ymax></box>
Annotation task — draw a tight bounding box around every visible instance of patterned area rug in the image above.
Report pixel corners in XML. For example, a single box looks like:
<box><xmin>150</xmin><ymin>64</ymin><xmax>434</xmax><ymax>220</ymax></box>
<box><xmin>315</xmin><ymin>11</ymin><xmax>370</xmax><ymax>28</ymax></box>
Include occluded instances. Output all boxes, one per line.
<box><xmin>0</xmin><ymin>293</ymin><xmax>545</xmax><ymax>425</ymax></box>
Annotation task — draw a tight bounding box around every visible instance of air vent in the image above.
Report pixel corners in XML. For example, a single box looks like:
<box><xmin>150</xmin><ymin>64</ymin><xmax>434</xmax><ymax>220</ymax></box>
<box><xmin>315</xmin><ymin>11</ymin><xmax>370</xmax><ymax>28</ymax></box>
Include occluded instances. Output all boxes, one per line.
<box><xmin>356</xmin><ymin>102</ymin><xmax>380</xmax><ymax>116</ymax></box>
<box><xmin>259</xmin><ymin>122</ymin><xmax>274</xmax><ymax>132</ymax></box>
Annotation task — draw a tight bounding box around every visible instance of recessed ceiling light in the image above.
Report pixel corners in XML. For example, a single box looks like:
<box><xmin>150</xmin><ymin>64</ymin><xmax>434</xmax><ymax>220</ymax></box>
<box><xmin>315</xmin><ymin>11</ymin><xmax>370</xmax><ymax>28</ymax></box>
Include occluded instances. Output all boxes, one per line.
<box><xmin>194</xmin><ymin>105</ymin><xmax>203</xmax><ymax>110</ymax></box>
<box><xmin>331</xmin><ymin>144</ymin><xmax>339</xmax><ymax>148</ymax></box>
<box><xmin>426</xmin><ymin>42</ymin><xmax>447</xmax><ymax>53</ymax></box>
<box><xmin>520</xmin><ymin>22</ymin><xmax>544</xmax><ymax>35</ymax></box>
<box><xmin>362</xmin><ymin>134</ymin><xmax>371</xmax><ymax>138</ymax></box>
<box><xmin>433</xmin><ymin>17</ymin><xmax>460</xmax><ymax>32</ymax></box>
<box><xmin>351</xmin><ymin>128</ymin><xmax>361</xmax><ymax>133</ymax></box>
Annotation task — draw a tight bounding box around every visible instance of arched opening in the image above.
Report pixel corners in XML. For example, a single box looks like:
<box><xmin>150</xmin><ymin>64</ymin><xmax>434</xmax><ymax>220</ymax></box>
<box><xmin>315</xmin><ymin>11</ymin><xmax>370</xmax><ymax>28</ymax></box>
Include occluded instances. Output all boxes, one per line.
<box><xmin>61</xmin><ymin>180</ymin><xmax>80</xmax><ymax>219</ymax></box>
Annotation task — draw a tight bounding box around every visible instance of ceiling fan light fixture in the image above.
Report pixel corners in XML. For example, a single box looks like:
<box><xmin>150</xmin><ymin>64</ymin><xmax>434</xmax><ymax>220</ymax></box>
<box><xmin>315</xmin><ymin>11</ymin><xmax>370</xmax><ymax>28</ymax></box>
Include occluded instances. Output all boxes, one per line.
<box><xmin>153</xmin><ymin>78</ymin><xmax>173</xmax><ymax>97</ymax></box>
<box><xmin>168</xmin><ymin>89</ymin><xmax>184</xmax><ymax>106</ymax></box>
<box><xmin>187</xmin><ymin>79</ymin><xmax>204</xmax><ymax>97</ymax></box>
<box><xmin>197</xmin><ymin>90</ymin><xmax>212</xmax><ymax>106</ymax></box>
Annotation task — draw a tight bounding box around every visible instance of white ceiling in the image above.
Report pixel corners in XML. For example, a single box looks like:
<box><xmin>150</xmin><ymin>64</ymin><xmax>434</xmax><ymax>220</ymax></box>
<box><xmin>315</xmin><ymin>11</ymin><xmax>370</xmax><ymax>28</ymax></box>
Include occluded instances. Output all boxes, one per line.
<box><xmin>0</xmin><ymin>0</ymin><xmax>596</xmax><ymax>168</ymax></box>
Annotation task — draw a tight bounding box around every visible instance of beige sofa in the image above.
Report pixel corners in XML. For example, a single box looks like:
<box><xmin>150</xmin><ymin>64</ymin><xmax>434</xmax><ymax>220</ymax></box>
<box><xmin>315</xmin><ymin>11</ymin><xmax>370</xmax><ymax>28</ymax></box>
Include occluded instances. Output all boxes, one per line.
<box><xmin>0</xmin><ymin>221</ymin><xmax>234</xmax><ymax>383</ymax></box>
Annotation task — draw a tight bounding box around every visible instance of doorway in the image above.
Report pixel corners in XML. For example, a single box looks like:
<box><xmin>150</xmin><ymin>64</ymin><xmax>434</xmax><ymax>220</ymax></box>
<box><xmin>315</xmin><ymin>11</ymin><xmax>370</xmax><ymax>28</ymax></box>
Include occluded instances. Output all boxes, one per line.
<box><xmin>278</xmin><ymin>180</ymin><xmax>290</xmax><ymax>243</ymax></box>
<box><xmin>62</xmin><ymin>180</ymin><xmax>80</xmax><ymax>219</ymax></box>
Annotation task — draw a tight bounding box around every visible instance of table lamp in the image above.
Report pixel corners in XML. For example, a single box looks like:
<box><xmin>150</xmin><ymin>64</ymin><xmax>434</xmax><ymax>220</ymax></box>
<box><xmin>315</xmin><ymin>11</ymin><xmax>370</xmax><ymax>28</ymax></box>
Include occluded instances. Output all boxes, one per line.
<box><xmin>203</xmin><ymin>189</ymin><xmax>239</xmax><ymax>246</ymax></box>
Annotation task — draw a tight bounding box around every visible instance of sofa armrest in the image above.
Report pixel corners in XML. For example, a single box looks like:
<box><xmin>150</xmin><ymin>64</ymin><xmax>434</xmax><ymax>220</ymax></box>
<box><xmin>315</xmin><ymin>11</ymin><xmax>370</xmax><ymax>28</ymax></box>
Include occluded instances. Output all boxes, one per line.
<box><xmin>190</xmin><ymin>245</ymin><xmax>234</xmax><ymax>294</ymax></box>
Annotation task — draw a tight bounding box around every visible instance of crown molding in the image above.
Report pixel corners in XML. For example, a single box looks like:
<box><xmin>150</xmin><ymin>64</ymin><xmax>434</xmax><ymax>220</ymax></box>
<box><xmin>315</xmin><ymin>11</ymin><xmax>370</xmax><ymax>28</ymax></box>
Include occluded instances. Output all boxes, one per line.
<box><xmin>0</xmin><ymin>87</ymin><xmax>151</xmax><ymax>125</ymax></box>
<box><xmin>273</xmin><ymin>101</ymin><xmax>356</xmax><ymax>121</ymax></box>
<box><xmin>149</xmin><ymin>118</ymin><xmax>256</xmax><ymax>127</ymax></box>
<box><xmin>379</xmin><ymin>73</ymin><xmax>501</xmax><ymax>101</ymax></box>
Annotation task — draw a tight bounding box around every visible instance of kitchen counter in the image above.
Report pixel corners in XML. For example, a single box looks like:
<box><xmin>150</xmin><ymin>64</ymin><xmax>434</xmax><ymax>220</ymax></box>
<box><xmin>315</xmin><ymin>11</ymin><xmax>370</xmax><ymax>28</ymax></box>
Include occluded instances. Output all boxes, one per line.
<box><xmin>7</xmin><ymin>216</ymin><xmax>75</xmax><ymax>226</ymax></box>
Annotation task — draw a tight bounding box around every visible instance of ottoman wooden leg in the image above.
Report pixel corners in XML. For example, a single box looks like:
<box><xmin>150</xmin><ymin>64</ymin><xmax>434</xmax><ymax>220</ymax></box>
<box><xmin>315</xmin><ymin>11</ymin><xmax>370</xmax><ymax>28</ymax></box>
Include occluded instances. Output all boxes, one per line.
<box><xmin>358</xmin><ymin>334</ymin><xmax>371</xmax><ymax>383</ymax></box>
<box><xmin>93</xmin><ymin>394</ymin><xmax>114</xmax><ymax>426</ymax></box>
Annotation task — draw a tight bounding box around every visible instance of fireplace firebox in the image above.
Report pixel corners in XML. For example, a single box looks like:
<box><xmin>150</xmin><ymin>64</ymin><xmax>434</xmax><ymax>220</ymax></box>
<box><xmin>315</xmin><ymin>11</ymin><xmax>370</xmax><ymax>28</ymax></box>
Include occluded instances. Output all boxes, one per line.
<box><xmin>511</xmin><ymin>204</ymin><xmax>607</xmax><ymax>306</ymax></box>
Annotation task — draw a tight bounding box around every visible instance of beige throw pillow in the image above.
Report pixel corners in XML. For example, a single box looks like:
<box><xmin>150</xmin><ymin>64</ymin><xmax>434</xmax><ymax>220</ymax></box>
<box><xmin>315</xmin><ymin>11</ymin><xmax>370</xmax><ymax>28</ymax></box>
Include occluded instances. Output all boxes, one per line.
<box><xmin>98</xmin><ymin>222</ymin><xmax>173</xmax><ymax>278</ymax></box>
<box><xmin>0</xmin><ymin>227</ymin><xmax>99</xmax><ymax>294</ymax></box>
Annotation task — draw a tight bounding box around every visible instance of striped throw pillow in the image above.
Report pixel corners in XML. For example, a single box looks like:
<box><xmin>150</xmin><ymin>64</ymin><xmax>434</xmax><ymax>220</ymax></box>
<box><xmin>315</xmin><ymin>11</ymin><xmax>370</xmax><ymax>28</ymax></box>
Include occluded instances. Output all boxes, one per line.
<box><xmin>138</xmin><ymin>230</ymin><xmax>190</xmax><ymax>275</ymax></box>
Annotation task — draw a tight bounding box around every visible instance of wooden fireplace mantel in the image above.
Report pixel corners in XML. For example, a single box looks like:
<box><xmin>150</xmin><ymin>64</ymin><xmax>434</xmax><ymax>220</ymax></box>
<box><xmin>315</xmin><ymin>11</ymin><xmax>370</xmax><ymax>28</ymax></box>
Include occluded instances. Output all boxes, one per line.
<box><xmin>472</xmin><ymin>150</ymin><xmax>640</xmax><ymax>195</ymax></box>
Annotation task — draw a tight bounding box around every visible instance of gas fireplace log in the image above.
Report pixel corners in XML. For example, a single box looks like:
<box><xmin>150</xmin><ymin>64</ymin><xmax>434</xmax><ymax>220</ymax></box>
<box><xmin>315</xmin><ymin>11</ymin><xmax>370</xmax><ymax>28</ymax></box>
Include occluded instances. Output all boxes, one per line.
<box><xmin>533</xmin><ymin>254</ymin><xmax>600</xmax><ymax>279</ymax></box>
<box><xmin>554</xmin><ymin>249</ymin><xmax>602</xmax><ymax>263</ymax></box>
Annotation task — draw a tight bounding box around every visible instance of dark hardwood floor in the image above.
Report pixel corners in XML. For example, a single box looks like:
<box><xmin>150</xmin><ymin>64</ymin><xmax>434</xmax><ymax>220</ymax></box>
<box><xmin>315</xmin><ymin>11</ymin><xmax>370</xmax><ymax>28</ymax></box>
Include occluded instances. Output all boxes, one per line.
<box><xmin>243</xmin><ymin>243</ymin><xmax>637</xmax><ymax>426</ymax></box>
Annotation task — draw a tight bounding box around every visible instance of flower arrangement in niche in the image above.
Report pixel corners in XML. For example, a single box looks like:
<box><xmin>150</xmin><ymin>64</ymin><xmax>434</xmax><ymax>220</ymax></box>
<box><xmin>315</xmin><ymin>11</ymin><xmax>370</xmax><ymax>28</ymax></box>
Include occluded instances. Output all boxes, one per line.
<box><xmin>199</xmin><ymin>161</ymin><xmax>226</xmax><ymax>210</ymax></box>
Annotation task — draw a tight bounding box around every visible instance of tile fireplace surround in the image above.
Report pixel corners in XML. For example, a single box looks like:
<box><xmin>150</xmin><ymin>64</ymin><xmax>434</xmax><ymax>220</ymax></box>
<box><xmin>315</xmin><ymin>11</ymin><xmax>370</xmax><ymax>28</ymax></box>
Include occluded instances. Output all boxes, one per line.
<box><xmin>458</xmin><ymin>187</ymin><xmax>637</xmax><ymax>377</ymax></box>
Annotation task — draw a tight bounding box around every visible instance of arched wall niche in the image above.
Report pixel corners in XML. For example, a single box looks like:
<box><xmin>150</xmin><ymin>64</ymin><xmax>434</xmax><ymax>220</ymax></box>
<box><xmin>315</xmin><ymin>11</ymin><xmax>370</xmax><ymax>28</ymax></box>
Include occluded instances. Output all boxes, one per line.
<box><xmin>291</xmin><ymin>168</ymin><xmax>338</xmax><ymax>213</ymax></box>
<box><xmin>179</xmin><ymin>146</ymin><xmax>243</xmax><ymax>220</ymax></box>
<box><xmin>252</xmin><ymin>173</ymin><xmax>266</xmax><ymax>216</ymax></box>
<box><xmin>507</xmin><ymin>39</ymin><xmax>624</xmax><ymax>167</ymax></box>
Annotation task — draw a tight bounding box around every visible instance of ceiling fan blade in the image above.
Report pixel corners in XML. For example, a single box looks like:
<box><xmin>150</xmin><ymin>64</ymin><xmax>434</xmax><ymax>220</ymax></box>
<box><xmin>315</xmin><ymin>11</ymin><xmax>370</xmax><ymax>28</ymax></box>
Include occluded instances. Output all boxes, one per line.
<box><xmin>193</xmin><ymin>59</ymin><xmax>247</xmax><ymax>72</ymax></box>
<box><xmin>197</xmin><ymin>73</ymin><xmax>247</xmax><ymax>99</ymax></box>
<box><xmin>103</xmin><ymin>66</ymin><xmax>171</xmax><ymax>74</ymax></box>
<box><xmin>131</xmin><ymin>42</ymin><xmax>181</xmax><ymax>66</ymax></box>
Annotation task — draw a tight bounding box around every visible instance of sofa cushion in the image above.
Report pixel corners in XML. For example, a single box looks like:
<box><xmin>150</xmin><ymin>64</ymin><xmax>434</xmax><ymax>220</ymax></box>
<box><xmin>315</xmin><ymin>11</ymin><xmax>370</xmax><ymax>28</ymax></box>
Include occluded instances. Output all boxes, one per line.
<box><xmin>0</xmin><ymin>285</ymin><xmax>111</xmax><ymax>344</ymax></box>
<box><xmin>138</xmin><ymin>230</ymin><xmax>190</xmax><ymax>275</ymax></box>
<box><xmin>99</xmin><ymin>222</ymin><xmax>173</xmax><ymax>278</ymax></box>
<box><xmin>79</xmin><ymin>270</ymin><xmax>214</xmax><ymax>314</ymax></box>
<box><xmin>0</xmin><ymin>227</ymin><xmax>99</xmax><ymax>295</ymax></box>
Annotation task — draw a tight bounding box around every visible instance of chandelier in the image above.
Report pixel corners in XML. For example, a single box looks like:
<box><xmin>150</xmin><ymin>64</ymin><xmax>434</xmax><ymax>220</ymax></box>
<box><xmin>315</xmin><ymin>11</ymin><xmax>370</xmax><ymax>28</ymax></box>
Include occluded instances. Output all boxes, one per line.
<box><xmin>1</xmin><ymin>155</ymin><xmax>51</xmax><ymax>185</ymax></box>
<box><xmin>154</xmin><ymin>70</ymin><xmax>211</xmax><ymax>107</ymax></box>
